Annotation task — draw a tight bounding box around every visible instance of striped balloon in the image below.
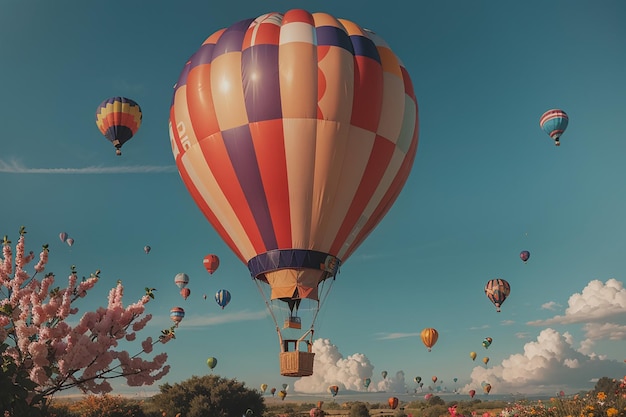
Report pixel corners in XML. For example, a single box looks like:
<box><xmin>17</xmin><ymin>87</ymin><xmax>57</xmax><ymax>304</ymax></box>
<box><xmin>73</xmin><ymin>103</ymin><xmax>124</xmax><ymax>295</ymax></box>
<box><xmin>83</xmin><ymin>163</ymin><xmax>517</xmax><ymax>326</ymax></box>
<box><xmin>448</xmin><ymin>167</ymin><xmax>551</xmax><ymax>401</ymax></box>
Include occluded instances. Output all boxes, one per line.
<box><xmin>484</xmin><ymin>278</ymin><xmax>511</xmax><ymax>312</ymax></box>
<box><xmin>539</xmin><ymin>109</ymin><xmax>568</xmax><ymax>146</ymax></box>
<box><xmin>169</xmin><ymin>8</ymin><xmax>418</xmax><ymax>292</ymax></box>
<box><xmin>174</xmin><ymin>272</ymin><xmax>189</xmax><ymax>289</ymax></box>
<box><xmin>215</xmin><ymin>289</ymin><xmax>231</xmax><ymax>309</ymax></box>
<box><xmin>170</xmin><ymin>306</ymin><xmax>185</xmax><ymax>324</ymax></box>
<box><xmin>95</xmin><ymin>97</ymin><xmax>142</xmax><ymax>155</ymax></box>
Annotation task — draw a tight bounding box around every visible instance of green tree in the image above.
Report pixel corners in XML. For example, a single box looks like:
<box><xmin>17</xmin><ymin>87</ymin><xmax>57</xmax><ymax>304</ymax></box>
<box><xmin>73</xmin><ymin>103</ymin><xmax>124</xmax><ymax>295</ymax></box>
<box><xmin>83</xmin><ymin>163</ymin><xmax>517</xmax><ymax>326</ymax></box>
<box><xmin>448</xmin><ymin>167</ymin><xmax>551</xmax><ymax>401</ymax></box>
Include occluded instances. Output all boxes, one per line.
<box><xmin>151</xmin><ymin>374</ymin><xmax>264</xmax><ymax>417</ymax></box>
<box><xmin>349</xmin><ymin>402</ymin><xmax>370</xmax><ymax>417</ymax></box>
<box><xmin>593</xmin><ymin>376</ymin><xmax>620</xmax><ymax>398</ymax></box>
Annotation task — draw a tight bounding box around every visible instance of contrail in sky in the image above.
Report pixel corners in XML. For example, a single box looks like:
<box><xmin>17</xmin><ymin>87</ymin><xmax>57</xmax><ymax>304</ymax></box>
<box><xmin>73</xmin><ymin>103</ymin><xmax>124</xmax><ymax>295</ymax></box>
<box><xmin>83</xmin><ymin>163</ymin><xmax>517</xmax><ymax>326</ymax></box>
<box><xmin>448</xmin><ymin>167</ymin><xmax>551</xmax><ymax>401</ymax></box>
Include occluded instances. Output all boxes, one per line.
<box><xmin>0</xmin><ymin>159</ymin><xmax>176</xmax><ymax>174</ymax></box>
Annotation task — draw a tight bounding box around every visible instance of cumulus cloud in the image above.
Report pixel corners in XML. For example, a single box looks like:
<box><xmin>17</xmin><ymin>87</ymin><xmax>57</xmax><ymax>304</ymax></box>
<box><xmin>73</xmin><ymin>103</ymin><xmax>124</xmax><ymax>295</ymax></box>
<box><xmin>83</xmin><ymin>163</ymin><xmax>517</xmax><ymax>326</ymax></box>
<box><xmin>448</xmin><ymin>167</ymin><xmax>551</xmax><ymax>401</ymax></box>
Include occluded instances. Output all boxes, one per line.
<box><xmin>528</xmin><ymin>279</ymin><xmax>626</xmax><ymax>325</ymax></box>
<box><xmin>293</xmin><ymin>339</ymin><xmax>408</xmax><ymax>394</ymax></box>
<box><xmin>582</xmin><ymin>322</ymin><xmax>626</xmax><ymax>340</ymax></box>
<box><xmin>461</xmin><ymin>328</ymin><xmax>621</xmax><ymax>395</ymax></box>
<box><xmin>374</xmin><ymin>332</ymin><xmax>421</xmax><ymax>340</ymax></box>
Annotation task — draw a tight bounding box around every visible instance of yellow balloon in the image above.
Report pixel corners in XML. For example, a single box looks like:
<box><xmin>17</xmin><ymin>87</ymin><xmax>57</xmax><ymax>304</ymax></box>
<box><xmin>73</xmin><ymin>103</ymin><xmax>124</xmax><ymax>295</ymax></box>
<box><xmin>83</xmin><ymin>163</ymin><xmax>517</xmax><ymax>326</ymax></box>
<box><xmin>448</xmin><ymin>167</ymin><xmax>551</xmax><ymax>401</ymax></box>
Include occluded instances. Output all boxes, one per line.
<box><xmin>470</xmin><ymin>351</ymin><xmax>477</xmax><ymax>361</ymax></box>
<box><xmin>483</xmin><ymin>357</ymin><xmax>489</xmax><ymax>365</ymax></box>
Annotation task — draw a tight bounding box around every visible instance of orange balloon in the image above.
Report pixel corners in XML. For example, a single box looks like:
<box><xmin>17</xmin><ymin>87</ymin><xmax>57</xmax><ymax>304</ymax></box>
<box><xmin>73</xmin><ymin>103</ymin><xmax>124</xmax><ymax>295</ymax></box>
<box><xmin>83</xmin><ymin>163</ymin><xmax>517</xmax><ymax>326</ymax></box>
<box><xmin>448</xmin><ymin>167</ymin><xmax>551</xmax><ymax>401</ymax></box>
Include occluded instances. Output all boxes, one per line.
<box><xmin>421</xmin><ymin>328</ymin><xmax>439</xmax><ymax>351</ymax></box>
<box><xmin>388</xmin><ymin>397</ymin><xmax>399</xmax><ymax>409</ymax></box>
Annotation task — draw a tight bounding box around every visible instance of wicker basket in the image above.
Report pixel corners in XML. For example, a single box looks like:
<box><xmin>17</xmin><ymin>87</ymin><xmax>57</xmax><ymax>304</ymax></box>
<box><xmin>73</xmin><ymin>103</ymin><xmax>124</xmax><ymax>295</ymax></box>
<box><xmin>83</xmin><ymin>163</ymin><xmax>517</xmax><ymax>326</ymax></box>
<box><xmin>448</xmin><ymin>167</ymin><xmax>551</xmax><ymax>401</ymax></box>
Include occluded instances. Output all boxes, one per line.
<box><xmin>279</xmin><ymin>351</ymin><xmax>315</xmax><ymax>377</ymax></box>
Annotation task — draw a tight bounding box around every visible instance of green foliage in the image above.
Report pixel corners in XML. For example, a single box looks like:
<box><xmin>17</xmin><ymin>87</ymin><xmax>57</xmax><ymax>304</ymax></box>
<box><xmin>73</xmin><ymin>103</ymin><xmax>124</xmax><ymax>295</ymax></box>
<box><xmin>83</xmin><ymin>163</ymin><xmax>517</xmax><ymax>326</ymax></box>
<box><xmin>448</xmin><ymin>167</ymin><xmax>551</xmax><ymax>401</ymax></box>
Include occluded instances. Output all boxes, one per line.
<box><xmin>426</xmin><ymin>396</ymin><xmax>445</xmax><ymax>406</ymax></box>
<box><xmin>421</xmin><ymin>404</ymin><xmax>446</xmax><ymax>417</ymax></box>
<box><xmin>66</xmin><ymin>395</ymin><xmax>146</xmax><ymax>417</ymax></box>
<box><xmin>593</xmin><ymin>376</ymin><xmax>621</xmax><ymax>398</ymax></box>
<box><xmin>151</xmin><ymin>374</ymin><xmax>264</xmax><ymax>417</ymax></box>
<box><xmin>0</xmin><ymin>342</ymin><xmax>47</xmax><ymax>417</ymax></box>
<box><xmin>349</xmin><ymin>402</ymin><xmax>371</xmax><ymax>417</ymax></box>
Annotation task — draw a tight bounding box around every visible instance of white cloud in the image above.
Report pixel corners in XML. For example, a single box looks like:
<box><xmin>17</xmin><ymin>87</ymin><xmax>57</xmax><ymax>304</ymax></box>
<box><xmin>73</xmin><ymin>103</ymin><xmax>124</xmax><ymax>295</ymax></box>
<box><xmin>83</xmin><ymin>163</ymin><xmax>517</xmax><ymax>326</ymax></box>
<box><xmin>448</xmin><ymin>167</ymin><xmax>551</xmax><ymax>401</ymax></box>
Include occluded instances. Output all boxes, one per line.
<box><xmin>460</xmin><ymin>328</ymin><xmax>621</xmax><ymax>395</ymax></box>
<box><xmin>151</xmin><ymin>309</ymin><xmax>267</xmax><ymax>328</ymax></box>
<box><xmin>293</xmin><ymin>339</ymin><xmax>410</xmax><ymax>394</ymax></box>
<box><xmin>374</xmin><ymin>332</ymin><xmax>421</xmax><ymax>340</ymax></box>
<box><xmin>0</xmin><ymin>159</ymin><xmax>176</xmax><ymax>174</ymax></box>
<box><xmin>528</xmin><ymin>279</ymin><xmax>626</xmax><ymax>325</ymax></box>
<box><xmin>582</xmin><ymin>322</ymin><xmax>626</xmax><ymax>340</ymax></box>
<box><xmin>501</xmin><ymin>320</ymin><xmax>515</xmax><ymax>325</ymax></box>
<box><xmin>541</xmin><ymin>301</ymin><xmax>561</xmax><ymax>310</ymax></box>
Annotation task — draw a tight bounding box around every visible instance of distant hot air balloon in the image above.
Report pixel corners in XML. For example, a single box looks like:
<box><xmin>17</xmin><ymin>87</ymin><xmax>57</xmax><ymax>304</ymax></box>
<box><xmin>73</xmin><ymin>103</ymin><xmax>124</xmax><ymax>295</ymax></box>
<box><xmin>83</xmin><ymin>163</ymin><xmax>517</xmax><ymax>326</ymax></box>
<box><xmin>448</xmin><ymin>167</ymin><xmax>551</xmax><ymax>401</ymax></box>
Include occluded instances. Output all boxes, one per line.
<box><xmin>317</xmin><ymin>401</ymin><xmax>324</xmax><ymax>409</ymax></box>
<box><xmin>540</xmin><ymin>109</ymin><xmax>569</xmax><ymax>147</ymax></box>
<box><xmin>270</xmin><ymin>388</ymin><xmax>276</xmax><ymax>396</ymax></box>
<box><xmin>144</xmin><ymin>245</ymin><xmax>151</xmax><ymax>254</ymax></box>
<box><xmin>470</xmin><ymin>351</ymin><xmax>477</xmax><ymax>361</ymax></box>
<box><xmin>484</xmin><ymin>279</ymin><xmax>511</xmax><ymax>312</ymax></box>
<box><xmin>519</xmin><ymin>250</ymin><xmax>530</xmax><ymax>263</ymax></box>
<box><xmin>415</xmin><ymin>376</ymin><xmax>422</xmax><ymax>384</ymax></box>
<box><xmin>282</xmin><ymin>383</ymin><xmax>288</xmax><ymax>390</ymax></box>
<box><xmin>215</xmin><ymin>289</ymin><xmax>231</xmax><ymax>309</ymax></box>
<box><xmin>203</xmin><ymin>254</ymin><xmax>220</xmax><ymax>275</ymax></box>
<box><xmin>483</xmin><ymin>384</ymin><xmax>492</xmax><ymax>394</ymax></box>
<box><xmin>453</xmin><ymin>378</ymin><xmax>458</xmax><ymax>383</ymax></box>
<box><xmin>169</xmin><ymin>9</ymin><xmax>419</xmax><ymax>378</ymax></box>
<box><xmin>207</xmin><ymin>356</ymin><xmax>217</xmax><ymax>370</ymax></box>
<box><xmin>95</xmin><ymin>97</ymin><xmax>142</xmax><ymax>156</ymax></box>
<box><xmin>59</xmin><ymin>232</ymin><xmax>68</xmax><ymax>243</ymax></box>
<box><xmin>328</xmin><ymin>385</ymin><xmax>339</xmax><ymax>397</ymax></box>
<box><xmin>388</xmin><ymin>397</ymin><xmax>399</xmax><ymax>409</ymax></box>
<box><xmin>180</xmin><ymin>288</ymin><xmax>191</xmax><ymax>300</ymax></box>
<box><xmin>363</xmin><ymin>378</ymin><xmax>371</xmax><ymax>388</ymax></box>
<box><xmin>310</xmin><ymin>408</ymin><xmax>323</xmax><ymax>417</ymax></box>
<box><xmin>421</xmin><ymin>328</ymin><xmax>439</xmax><ymax>351</ymax></box>
<box><xmin>260</xmin><ymin>383</ymin><xmax>268</xmax><ymax>393</ymax></box>
<box><xmin>174</xmin><ymin>273</ymin><xmax>189</xmax><ymax>289</ymax></box>
<box><xmin>482</xmin><ymin>337</ymin><xmax>493</xmax><ymax>349</ymax></box>
<box><xmin>382</xmin><ymin>371</ymin><xmax>388</xmax><ymax>379</ymax></box>
<box><xmin>482</xmin><ymin>357</ymin><xmax>489</xmax><ymax>366</ymax></box>
<box><xmin>170</xmin><ymin>307</ymin><xmax>185</xmax><ymax>326</ymax></box>
<box><xmin>278</xmin><ymin>390</ymin><xmax>287</xmax><ymax>401</ymax></box>
<box><xmin>469</xmin><ymin>390</ymin><xmax>476</xmax><ymax>398</ymax></box>
<box><xmin>432</xmin><ymin>376</ymin><xmax>437</xmax><ymax>384</ymax></box>
<box><xmin>66</xmin><ymin>238</ymin><xmax>74</xmax><ymax>247</ymax></box>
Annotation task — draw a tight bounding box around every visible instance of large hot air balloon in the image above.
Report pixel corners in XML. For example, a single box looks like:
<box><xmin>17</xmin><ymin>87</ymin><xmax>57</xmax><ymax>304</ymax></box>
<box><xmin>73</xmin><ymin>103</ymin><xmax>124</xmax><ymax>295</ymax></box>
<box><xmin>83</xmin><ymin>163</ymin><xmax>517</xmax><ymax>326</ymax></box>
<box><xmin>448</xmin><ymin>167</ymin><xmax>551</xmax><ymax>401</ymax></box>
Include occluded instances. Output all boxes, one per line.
<box><xmin>484</xmin><ymin>279</ymin><xmax>511</xmax><ymax>312</ymax></box>
<box><xmin>174</xmin><ymin>273</ymin><xmax>190</xmax><ymax>289</ymax></box>
<box><xmin>328</xmin><ymin>385</ymin><xmax>339</xmax><ymax>397</ymax></box>
<box><xmin>207</xmin><ymin>356</ymin><xmax>217</xmax><ymax>370</ymax></box>
<box><xmin>540</xmin><ymin>109</ymin><xmax>568</xmax><ymax>147</ymax></box>
<box><xmin>170</xmin><ymin>307</ymin><xmax>185</xmax><ymax>326</ymax></box>
<box><xmin>519</xmin><ymin>250</ymin><xmax>530</xmax><ymax>263</ymax></box>
<box><xmin>470</xmin><ymin>351</ymin><xmax>477</xmax><ymax>361</ymax></box>
<box><xmin>59</xmin><ymin>232</ymin><xmax>68</xmax><ymax>243</ymax></box>
<box><xmin>203</xmin><ymin>254</ymin><xmax>220</xmax><ymax>274</ymax></box>
<box><xmin>215</xmin><ymin>289</ymin><xmax>231</xmax><ymax>309</ymax></box>
<box><xmin>169</xmin><ymin>9</ymin><xmax>418</xmax><ymax>377</ymax></box>
<box><xmin>388</xmin><ymin>397</ymin><xmax>399</xmax><ymax>409</ymax></box>
<box><xmin>95</xmin><ymin>97</ymin><xmax>142</xmax><ymax>156</ymax></box>
<box><xmin>421</xmin><ymin>328</ymin><xmax>438</xmax><ymax>351</ymax></box>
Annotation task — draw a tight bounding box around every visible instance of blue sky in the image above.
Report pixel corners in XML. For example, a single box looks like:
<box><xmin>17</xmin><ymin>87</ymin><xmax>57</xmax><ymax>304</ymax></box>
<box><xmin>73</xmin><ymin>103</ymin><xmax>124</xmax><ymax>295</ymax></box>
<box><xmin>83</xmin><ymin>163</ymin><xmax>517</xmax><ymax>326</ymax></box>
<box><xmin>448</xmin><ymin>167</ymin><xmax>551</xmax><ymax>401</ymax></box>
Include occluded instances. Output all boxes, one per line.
<box><xmin>2</xmin><ymin>0</ymin><xmax>626</xmax><ymax>399</ymax></box>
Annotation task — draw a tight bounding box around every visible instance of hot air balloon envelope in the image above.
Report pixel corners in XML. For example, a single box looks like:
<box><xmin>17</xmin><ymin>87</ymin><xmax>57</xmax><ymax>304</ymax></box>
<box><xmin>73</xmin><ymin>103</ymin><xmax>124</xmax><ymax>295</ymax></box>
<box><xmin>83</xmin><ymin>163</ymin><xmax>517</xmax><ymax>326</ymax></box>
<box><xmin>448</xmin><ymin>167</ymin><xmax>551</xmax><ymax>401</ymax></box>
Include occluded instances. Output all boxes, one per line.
<box><xmin>470</xmin><ymin>351</ymin><xmax>477</xmax><ymax>360</ymax></box>
<box><xmin>328</xmin><ymin>385</ymin><xmax>339</xmax><ymax>397</ymax></box>
<box><xmin>519</xmin><ymin>250</ymin><xmax>530</xmax><ymax>262</ymax></box>
<box><xmin>169</xmin><ymin>8</ymin><xmax>419</xmax><ymax>378</ymax></box>
<box><xmin>59</xmin><ymin>232</ymin><xmax>68</xmax><ymax>242</ymax></box>
<box><xmin>388</xmin><ymin>397</ymin><xmax>399</xmax><ymax>409</ymax></box>
<box><xmin>66</xmin><ymin>238</ymin><xmax>74</xmax><ymax>247</ymax></box>
<box><xmin>485</xmin><ymin>279</ymin><xmax>510</xmax><ymax>312</ymax></box>
<box><xmin>207</xmin><ymin>357</ymin><xmax>217</xmax><ymax>369</ymax></box>
<box><xmin>95</xmin><ymin>97</ymin><xmax>142</xmax><ymax>155</ymax></box>
<box><xmin>144</xmin><ymin>245</ymin><xmax>151</xmax><ymax>254</ymax></box>
<box><xmin>421</xmin><ymin>328</ymin><xmax>439</xmax><ymax>351</ymax></box>
<box><xmin>174</xmin><ymin>273</ymin><xmax>189</xmax><ymax>289</ymax></box>
<box><xmin>469</xmin><ymin>390</ymin><xmax>476</xmax><ymax>398</ymax></box>
<box><xmin>180</xmin><ymin>288</ymin><xmax>191</xmax><ymax>300</ymax></box>
<box><xmin>203</xmin><ymin>254</ymin><xmax>220</xmax><ymax>274</ymax></box>
<box><xmin>215</xmin><ymin>289</ymin><xmax>231</xmax><ymax>309</ymax></box>
<box><xmin>170</xmin><ymin>307</ymin><xmax>185</xmax><ymax>324</ymax></box>
<box><xmin>540</xmin><ymin>109</ymin><xmax>568</xmax><ymax>146</ymax></box>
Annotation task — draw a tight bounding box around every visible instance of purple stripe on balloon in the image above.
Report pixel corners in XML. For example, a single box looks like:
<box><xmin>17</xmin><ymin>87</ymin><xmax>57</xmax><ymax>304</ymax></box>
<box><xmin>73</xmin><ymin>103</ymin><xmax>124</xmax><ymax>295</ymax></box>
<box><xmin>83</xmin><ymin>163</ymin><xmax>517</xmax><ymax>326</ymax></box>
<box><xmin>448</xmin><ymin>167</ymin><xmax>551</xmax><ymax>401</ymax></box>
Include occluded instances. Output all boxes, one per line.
<box><xmin>350</xmin><ymin>35</ymin><xmax>381</xmax><ymax>63</ymax></box>
<box><xmin>212</xmin><ymin>18</ymin><xmax>254</xmax><ymax>59</ymax></box>
<box><xmin>316</xmin><ymin>26</ymin><xmax>354</xmax><ymax>54</ymax></box>
<box><xmin>221</xmin><ymin>125</ymin><xmax>278</xmax><ymax>250</ymax></box>
<box><xmin>241</xmin><ymin>44</ymin><xmax>282</xmax><ymax>122</ymax></box>
<box><xmin>190</xmin><ymin>43</ymin><xmax>217</xmax><ymax>68</ymax></box>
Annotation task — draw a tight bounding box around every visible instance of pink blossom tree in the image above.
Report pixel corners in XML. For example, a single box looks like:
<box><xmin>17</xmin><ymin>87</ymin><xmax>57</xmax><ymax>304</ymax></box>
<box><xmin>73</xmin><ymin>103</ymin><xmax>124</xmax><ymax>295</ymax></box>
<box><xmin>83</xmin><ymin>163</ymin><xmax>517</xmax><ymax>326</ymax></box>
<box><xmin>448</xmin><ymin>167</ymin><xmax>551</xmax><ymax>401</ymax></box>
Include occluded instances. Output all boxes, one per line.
<box><xmin>0</xmin><ymin>227</ymin><xmax>176</xmax><ymax>416</ymax></box>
